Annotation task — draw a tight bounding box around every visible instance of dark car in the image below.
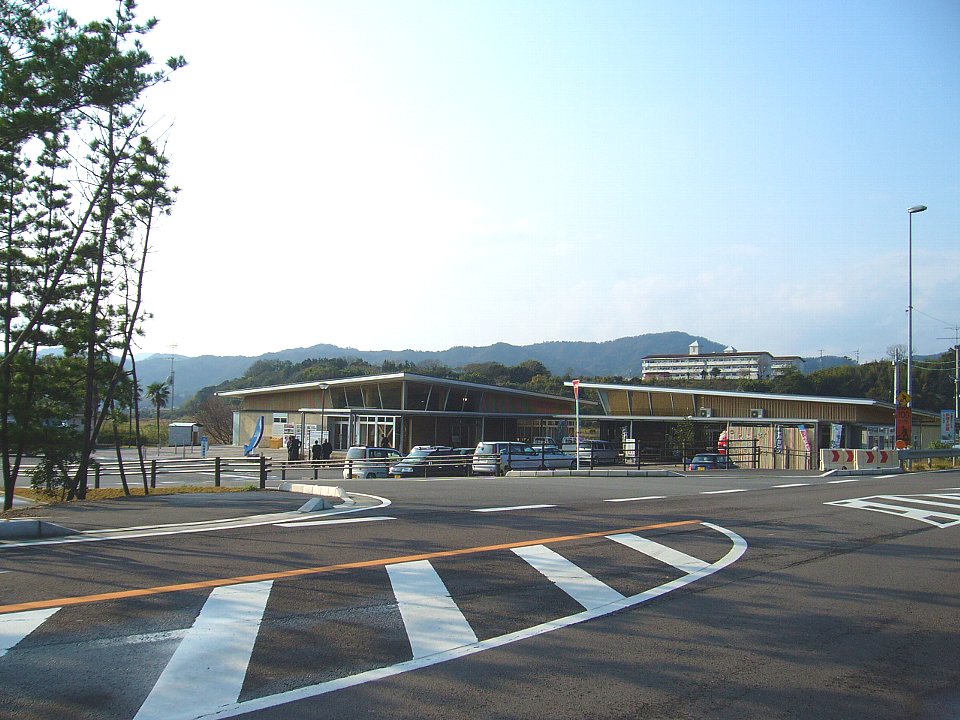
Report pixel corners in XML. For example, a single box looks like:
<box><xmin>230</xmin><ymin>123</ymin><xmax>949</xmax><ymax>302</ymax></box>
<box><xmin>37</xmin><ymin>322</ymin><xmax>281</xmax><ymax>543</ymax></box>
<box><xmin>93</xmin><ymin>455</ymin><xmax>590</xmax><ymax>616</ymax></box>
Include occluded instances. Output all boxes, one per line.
<box><xmin>389</xmin><ymin>446</ymin><xmax>471</xmax><ymax>478</ymax></box>
<box><xmin>687</xmin><ymin>453</ymin><xmax>739</xmax><ymax>471</ymax></box>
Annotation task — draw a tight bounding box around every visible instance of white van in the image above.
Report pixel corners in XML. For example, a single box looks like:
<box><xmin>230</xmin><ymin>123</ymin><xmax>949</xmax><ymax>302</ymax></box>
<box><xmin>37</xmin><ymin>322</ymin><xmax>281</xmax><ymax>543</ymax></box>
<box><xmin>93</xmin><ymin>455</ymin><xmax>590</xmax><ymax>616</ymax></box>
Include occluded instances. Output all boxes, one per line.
<box><xmin>561</xmin><ymin>438</ymin><xmax>618</xmax><ymax>465</ymax></box>
<box><xmin>472</xmin><ymin>441</ymin><xmax>576</xmax><ymax>475</ymax></box>
<box><xmin>342</xmin><ymin>446</ymin><xmax>402</xmax><ymax>479</ymax></box>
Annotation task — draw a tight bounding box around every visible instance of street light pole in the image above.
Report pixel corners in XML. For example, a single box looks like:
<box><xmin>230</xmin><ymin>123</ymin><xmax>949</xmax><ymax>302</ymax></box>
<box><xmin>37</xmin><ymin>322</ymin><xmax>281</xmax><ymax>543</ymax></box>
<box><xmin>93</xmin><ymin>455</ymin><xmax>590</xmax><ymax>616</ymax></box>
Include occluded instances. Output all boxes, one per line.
<box><xmin>319</xmin><ymin>383</ymin><xmax>329</xmax><ymax>445</ymax></box>
<box><xmin>907</xmin><ymin>204</ymin><xmax>927</xmax><ymax>406</ymax></box>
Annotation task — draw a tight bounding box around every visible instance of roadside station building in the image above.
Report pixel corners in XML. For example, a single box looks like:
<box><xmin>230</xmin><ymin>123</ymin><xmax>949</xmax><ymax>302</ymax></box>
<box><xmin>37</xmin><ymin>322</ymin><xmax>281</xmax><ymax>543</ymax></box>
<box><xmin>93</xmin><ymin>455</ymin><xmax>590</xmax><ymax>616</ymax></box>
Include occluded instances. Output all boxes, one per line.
<box><xmin>220</xmin><ymin>372</ymin><xmax>939</xmax><ymax>469</ymax></box>
<box><xmin>562</xmin><ymin>381</ymin><xmax>940</xmax><ymax>469</ymax></box>
<box><xmin>220</xmin><ymin>372</ymin><xmax>581</xmax><ymax>454</ymax></box>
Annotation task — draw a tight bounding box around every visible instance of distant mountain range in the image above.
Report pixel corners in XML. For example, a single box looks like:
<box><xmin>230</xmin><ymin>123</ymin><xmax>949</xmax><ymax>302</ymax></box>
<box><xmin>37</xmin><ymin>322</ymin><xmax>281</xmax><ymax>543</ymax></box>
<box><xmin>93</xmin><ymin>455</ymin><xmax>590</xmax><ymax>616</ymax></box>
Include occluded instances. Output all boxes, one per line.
<box><xmin>132</xmin><ymin>332</ymin><xmax>856</xmax><ymax>407</ymax></box>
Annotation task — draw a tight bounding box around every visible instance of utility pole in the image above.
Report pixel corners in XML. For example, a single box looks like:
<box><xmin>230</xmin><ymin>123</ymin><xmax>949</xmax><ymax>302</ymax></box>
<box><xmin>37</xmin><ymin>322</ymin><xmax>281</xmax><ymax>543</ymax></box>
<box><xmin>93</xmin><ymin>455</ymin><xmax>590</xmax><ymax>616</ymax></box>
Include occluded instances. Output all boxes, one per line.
<box><xmin>168</xmin><ymin>343</ymin><xmax>177</xmax><ymax>411</ymax></box>
<box><xmin>937</xmin><ymin>327</ymin><xmax>960</xmax><ymax>443</ymax></box>
<box><xmin>892</xmin><ymin>347</ymin><xmax>901</xmax><ymax>404</ymax></box>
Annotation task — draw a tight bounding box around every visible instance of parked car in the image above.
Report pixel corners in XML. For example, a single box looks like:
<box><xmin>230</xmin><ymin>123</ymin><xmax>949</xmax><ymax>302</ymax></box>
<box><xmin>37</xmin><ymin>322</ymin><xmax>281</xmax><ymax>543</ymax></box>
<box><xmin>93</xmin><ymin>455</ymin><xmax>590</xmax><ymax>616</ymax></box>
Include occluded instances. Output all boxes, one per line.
<box><xmin>472</xmin><ymin>441</ymin><xmax>576</xmax><ymax>475</ymax></box>
<box><xmin>561</xmin><ymin>438</ymin><xmax>619</xmax><ymax>465</ymax></box>
<box><xmin>687</xmin><ymin>453</ymin><xmax>739</xmax><ymax>471</ymax></box>
<box><xmin>342</xmin><ymin>446</ymin><xmax>402</xmax><ymax>479</ymax></box>
<box><xmin>389</xmin><ymin>446</ymin><xmax>470</xmax><ymax>478</ymax></box>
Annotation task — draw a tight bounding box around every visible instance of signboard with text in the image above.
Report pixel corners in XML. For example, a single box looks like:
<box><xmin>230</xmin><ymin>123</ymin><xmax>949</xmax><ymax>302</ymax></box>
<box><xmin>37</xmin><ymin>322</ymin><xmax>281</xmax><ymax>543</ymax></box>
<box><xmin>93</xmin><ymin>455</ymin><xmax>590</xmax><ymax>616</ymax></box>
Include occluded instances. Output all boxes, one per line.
<box><xmin>942</xmin><ymin>410</ymin><xmax>957</xmax><ymax>443</ymax></box>
<box><xmin>895</xmin><ymin>407</ymin><xmax>912</xmax><ymax>448</ymax></box>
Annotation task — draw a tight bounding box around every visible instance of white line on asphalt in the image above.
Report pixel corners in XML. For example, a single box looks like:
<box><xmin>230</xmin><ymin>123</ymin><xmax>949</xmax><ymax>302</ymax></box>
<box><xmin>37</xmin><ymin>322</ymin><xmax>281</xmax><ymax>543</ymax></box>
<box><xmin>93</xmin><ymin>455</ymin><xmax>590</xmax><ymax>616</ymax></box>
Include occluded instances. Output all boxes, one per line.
<box><xmin>386</xmin><ymin>560</ymin><xmax>477</xmax><ymax>658</ymax></box>
<box><xmin>134</xmin><ymin>580</ymin><xmax>273</xmax><ymax>720</ymax></box>
<box><xmin>607</xmin><ymin>533</ymin><xmax>710</xmax><ymax>574</ymax></box>
<box><xmin>825</xmin><ymin>497</ymin><xmax>960</xmax><ymax>528</ymax></box>
<box><xmin>178</xmin><ymin>523</ymin><xmax>750</xmax><ymax>720</ymax></box>
<box><xmin>828</xmin><ymin>479</ymin><xmax>861</xmax><ymax>484</ymax></box>
<box><xmin>471</xmin><ymin>504</ymin><xmax>556</xmax><ymax>513</ymax></box>
<box><xmin>0</xmin><ymin>607</ymin><xmax>59</xmax><ymax>658</ymax></box>
<box><xmin>604</xmin><ymin>496</ymin><xmax>667</xmax><ymax>503</ymax></box>
<box><xmin>874</xmin><ymin>494</ymin><xmax>960</xmax><ymax>510</ymax></box>
<box><xmin>274</xmin><ymin>516</ymin><xmax>396</xmax><ymax>528</ymax></box>
<box><xmin>772</xmin><ymin>483</ymin><xmax>810</xmax><ymax>488</ymax></box>
<box><xmin>512</xmin><ymin>544</ymin><xmax>625</xmax><ymax>610</ymax></box>
<box><xmin>700</xmin><ymin>489</ymin><xmax>748</xmax><ymax>495</ymax></box>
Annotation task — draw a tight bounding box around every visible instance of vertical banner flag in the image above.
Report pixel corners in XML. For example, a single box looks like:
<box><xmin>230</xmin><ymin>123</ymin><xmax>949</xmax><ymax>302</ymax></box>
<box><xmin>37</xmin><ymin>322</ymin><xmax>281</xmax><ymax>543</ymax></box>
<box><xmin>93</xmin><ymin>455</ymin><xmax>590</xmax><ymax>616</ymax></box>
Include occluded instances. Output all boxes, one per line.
<box><xmin>942</xmin><ymin>410</ymin><xmax>956</xmax><ymax>443</ymax></box>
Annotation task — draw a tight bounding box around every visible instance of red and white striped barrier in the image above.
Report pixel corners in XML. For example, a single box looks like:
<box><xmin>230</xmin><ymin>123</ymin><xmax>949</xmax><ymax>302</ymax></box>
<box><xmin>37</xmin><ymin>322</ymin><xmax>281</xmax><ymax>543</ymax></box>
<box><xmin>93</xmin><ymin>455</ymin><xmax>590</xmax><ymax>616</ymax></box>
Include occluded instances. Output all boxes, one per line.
<box><xmin>819</xmin><ymin>449</ymin><xmax>898</xmax><ymax>471</ymax></box>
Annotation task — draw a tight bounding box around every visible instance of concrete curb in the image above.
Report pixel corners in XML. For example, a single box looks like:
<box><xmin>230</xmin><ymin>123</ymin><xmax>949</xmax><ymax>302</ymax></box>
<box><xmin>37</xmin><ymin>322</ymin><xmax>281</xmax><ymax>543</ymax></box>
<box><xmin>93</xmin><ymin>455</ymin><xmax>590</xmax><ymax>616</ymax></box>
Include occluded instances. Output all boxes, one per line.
<box><xmin>277</xmin><ymin>483</ymin><xmax>347</xmax><ymax>498</ymax></box>
<box><xmin>823</xmin><ymin>467</ymin><xmax>904</xmax><ymax>477</ymax></box>
<box><xmin>0</xmin><ymin>519</ymin><xmax>79</xmax><ymax>540</ymax></box>
<box><xmin>507</xmin><ymin>469</ymin><xmax>683</xmax><ymax>478</ymax></box>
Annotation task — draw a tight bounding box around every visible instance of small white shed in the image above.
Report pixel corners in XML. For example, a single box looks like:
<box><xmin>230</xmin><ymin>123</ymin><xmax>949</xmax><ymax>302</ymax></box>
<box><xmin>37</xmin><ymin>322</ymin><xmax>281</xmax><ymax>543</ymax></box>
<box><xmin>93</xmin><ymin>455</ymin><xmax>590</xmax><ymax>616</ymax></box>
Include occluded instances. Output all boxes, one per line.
<box><xmin>168</xmin><ymin>422</ymin><xmax>203</xmax><ymax>447</ymax></box>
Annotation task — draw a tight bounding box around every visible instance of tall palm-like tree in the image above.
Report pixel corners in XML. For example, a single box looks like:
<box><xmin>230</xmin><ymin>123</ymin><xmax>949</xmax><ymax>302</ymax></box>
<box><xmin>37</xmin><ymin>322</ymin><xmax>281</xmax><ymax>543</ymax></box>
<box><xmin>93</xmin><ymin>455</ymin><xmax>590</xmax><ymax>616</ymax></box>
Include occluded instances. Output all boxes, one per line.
<box><xmin>145</xmin><ymin>382</ymin><xmax>170</xmax><ymax>455</ymax></box>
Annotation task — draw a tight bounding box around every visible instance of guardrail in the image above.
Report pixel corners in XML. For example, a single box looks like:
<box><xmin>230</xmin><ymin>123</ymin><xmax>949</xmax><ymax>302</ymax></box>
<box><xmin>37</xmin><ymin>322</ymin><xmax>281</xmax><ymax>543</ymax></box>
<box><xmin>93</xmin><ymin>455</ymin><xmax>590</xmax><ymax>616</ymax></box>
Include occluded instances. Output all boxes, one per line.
<box><xmin>89</xmin><ymin>455</ymin><xmax>271</xmax><ymax>489</ymax></box>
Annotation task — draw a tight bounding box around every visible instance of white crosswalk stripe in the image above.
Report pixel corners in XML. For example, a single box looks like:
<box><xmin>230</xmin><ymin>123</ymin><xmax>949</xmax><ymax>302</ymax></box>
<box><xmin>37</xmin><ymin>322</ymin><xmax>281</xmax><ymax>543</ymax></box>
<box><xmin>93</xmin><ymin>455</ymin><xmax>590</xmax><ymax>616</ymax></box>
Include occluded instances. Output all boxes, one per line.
<box><xmin>512</xmin><ymin>544</ymin><xmax>626</xmax><ymax>609</ymax></box>
<box><xmin>607</xmin><ymin>533</ymin><xmax>710</xmax><ymax>573</ymax></box>
<box><xmin>0</xmin><ymin>607</ymin><xmax>59</xmax><ymax>658</ymax></box>
<box><xmin>387</xmin><ymin>559</ymin><xmax>478</xmax><ymax>657</ymax></box>
<box><xmin>134</xmin><ymin>580</ymin><xmax>273</xmax><ymax>720</ymax></box>
<box><xmin>826</xmin><ymin>492</ymin><xmax>960</xmax><ymax>528</ymax></box>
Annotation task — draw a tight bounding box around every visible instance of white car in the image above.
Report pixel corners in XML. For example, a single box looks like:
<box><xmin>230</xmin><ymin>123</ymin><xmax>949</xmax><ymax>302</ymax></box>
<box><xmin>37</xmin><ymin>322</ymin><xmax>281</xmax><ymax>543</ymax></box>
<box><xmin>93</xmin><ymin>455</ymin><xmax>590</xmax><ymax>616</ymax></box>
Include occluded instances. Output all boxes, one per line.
<box><xmin>472</xmin><ymin>441</ymin><xmax>576</xmax><ymax>475</ymax></box>
<box><xmin>342</xmin><ymin>446</ymin><xmax>402</xmax><ymax>479</ymax></box>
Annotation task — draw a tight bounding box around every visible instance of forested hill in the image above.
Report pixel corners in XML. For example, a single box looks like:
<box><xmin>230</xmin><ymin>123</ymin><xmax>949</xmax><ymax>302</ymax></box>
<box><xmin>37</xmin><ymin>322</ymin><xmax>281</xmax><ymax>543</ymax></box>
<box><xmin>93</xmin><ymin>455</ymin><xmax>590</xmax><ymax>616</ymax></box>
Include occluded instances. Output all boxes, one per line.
<box><xmin>140</xmin><ymin>332</ymin><xmax>729</xmax><ymax>406</ymax></box>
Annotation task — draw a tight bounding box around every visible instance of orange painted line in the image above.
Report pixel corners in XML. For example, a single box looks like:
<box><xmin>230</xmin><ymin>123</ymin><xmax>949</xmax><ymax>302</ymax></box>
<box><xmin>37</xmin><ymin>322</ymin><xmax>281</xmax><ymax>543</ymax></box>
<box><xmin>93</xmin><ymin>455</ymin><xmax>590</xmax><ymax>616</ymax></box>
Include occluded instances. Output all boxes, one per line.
<box><xmin>0</xmin><ymin>519</ymin><xmax>700</xmax><ymax>615</ymax></box>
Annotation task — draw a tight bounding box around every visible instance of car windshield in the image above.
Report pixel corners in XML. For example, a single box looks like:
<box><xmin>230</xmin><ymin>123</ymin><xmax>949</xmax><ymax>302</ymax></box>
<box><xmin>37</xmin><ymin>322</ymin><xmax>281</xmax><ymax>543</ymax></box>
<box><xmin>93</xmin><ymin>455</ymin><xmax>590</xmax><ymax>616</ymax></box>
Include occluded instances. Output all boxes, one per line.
<box><xmin>401</xmin><ymin>450</ymin><xmax>433</xmax><ymax>464</ymax></box>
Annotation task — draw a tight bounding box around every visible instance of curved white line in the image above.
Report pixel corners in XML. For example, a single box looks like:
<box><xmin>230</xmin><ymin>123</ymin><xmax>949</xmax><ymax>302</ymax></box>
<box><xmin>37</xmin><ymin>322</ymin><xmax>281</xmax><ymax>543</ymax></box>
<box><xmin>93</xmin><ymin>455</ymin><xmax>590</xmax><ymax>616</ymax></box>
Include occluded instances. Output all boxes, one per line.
<box><xmin>0</xmin><ymin>494</ymin><xmax>394</xmax><ymax>549</ymax></box>
<box><xmin>188</xmin><ymin>522</ymin><xmax>749</xmax><ymax>720</ymax></box>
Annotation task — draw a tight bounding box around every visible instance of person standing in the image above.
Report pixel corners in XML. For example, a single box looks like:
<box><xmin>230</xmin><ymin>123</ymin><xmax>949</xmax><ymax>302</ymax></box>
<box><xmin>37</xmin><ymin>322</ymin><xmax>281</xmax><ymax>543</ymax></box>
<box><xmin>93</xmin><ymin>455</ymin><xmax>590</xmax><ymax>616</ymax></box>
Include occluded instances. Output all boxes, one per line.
<box><xmin>320</xmin><ymin>438</ymin><xmax>333</xmax><ymax>461</ymax></box>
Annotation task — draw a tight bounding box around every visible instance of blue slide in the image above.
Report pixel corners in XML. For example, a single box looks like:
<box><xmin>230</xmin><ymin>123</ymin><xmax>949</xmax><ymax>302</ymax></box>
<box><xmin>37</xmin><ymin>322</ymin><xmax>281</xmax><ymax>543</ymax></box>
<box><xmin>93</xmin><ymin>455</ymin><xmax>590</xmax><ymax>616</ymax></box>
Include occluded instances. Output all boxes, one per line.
<box><xmin>243</xmin><ymin>416</ymin><xmax>265</xmax><ymax>456</ymax></box>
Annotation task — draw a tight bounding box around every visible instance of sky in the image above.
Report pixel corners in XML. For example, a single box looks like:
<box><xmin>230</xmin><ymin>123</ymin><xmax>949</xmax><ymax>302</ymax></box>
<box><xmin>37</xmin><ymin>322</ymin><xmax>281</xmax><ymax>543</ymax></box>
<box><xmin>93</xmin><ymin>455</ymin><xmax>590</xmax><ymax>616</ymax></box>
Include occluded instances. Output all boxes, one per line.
<box><xmin>62</xmin><ymin>0</ymin><xmax>960</xmax><ymax>363</ymax></box>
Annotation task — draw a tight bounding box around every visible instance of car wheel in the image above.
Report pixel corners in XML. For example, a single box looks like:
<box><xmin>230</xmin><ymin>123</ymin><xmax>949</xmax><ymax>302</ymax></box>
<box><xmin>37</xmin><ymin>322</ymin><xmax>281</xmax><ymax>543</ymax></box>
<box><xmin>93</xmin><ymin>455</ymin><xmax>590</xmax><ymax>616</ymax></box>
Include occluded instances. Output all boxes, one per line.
<box><xmin>568</xmin><ymin>461</ymin><xmax>576</xmax><ymax>469</ymax></box>
<box><xmin>501</xmin><ymin>464</ymin><xmax>511</xmax><ymax>475</ymax></box>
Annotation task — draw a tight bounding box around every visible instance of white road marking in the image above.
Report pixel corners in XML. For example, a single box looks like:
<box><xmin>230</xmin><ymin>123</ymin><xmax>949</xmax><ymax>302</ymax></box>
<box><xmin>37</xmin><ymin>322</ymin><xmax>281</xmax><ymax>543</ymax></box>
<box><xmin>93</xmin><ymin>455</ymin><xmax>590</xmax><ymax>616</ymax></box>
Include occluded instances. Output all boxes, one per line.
<box><xmin>826</xmin><ymin>496</ymin><xmax>960</xmax><ymax>528</ymax></box>
<box><xmin>472</xmin><ymin>504</ymin><xmax>556</xmax><ymax>513</ymax></box>
<box><xmin>0</xmin><ymin>493</ymin><xmax>392</xmax><ymax>550</ymax></box>
<box><xmin>386</xmin><ymin>560</ymin><xmax>477</xmax><ymax>658</ymax></box>
<box><xmin>0</xmin><ymin>607</ymin><xmax>60</xmax><ymax>658</ymax></box>
<box><xmin>604</xmin><ymin>496</ymin><xmax>667</xmax><ymax>503</ymax></box>
<box><xmin>607</xmin><ymin>533</ymin><xmax>710</xmax><ymax>573</ymax></box>
<box><xmin>700</xmin><ymin>489</ymin><xmax>748</xmax><ymax>495</ymax></box>
<box><xmin>874</xmin><ymin>494</ymin><xmax>960</xmax><ymax>510</ymax></box>
<box><xmin>828</xmin><ymin>479</ymin><xmax>861</xmax><ymax>484</ymax></box>
<box><xmin>133</xmin><ymin>580</ymin><xmax>273</xmax><ymax>720</ymax></box>
<box><xmin>164</xmin><ymin>523</ymin><xmax>750</xmax><ymax>720</ymax></box>
<box><xmin>512</xmin><ymin>544</ymin><xmax>625</xmax><ymax>610</ymax></box>
<box><xmin>274</xmin><ymin>516</ymin><xmax>396</xmax><ymax>528</ymax></box>
<box><xmin>772</xmin><ymin>483</ymin><xmax>810</xmax><ymax>488</ymax></box>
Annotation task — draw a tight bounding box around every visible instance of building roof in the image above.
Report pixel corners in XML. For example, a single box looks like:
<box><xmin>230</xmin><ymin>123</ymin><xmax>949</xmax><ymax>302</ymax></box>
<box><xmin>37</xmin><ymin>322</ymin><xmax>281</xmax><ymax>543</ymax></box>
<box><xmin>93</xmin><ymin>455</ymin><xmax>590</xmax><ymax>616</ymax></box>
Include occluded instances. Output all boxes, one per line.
<box><xmin>643</xmin><ymin>351</ymin><xmax>780</xmax><ymax>360</ymax></box>
<box><xmin>218</xmin><ymin>372</ymin><xmax>579</xmax><ymax>405</ymax></box>
<box><xmin>563</xmin><ymin>380</ymin><xmax>940</xmax><ymax>421</ymax></box>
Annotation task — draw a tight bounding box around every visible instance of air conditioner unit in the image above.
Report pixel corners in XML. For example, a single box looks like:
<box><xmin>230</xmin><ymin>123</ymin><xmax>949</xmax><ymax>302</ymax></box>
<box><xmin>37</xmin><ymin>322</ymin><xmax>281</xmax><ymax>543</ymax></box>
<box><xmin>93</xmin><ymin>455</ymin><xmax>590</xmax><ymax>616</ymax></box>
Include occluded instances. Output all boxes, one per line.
<box><xmin>750</xmin><ymin>408</ymin><xmax>766</xmax><ymax>418</ymax></box>
<box><xmin>699</xmin><ymin>408</ymin><xmax>713</xmax><ymax>418</ymax></box>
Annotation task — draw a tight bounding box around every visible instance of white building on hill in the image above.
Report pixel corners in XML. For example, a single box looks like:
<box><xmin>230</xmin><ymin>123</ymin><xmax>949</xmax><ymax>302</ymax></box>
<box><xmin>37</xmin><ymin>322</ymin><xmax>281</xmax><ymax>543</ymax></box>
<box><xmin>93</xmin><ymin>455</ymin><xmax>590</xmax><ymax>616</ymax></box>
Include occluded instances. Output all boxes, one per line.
<box><xmin>642</xmin><ymin>342</ymin><xmax>804</xmax><ymax>381</ymax></box>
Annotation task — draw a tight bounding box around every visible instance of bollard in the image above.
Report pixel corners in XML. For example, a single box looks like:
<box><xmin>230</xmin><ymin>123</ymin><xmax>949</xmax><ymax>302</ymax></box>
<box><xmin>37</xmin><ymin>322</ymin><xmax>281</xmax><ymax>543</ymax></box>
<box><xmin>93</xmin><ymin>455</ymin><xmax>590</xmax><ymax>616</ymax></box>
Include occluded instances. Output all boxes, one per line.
<box><xmin>150</xmin><ymin>459</ymin><xmax>157</xmax><ymax>489</ymax></box>
<box><xmin>259</xmin><ymin>455</ymin><xmax>267</xmax><ymax>489</ymax></box>
<box><xmin>94</xmin><ymin>463</ymin><xmax>101</xmax><ymax>489</ymax></box>
<box><xmin>215</xmin><ymin>456</ymin><xmax>221</xmax><ymax>488</ymax></box>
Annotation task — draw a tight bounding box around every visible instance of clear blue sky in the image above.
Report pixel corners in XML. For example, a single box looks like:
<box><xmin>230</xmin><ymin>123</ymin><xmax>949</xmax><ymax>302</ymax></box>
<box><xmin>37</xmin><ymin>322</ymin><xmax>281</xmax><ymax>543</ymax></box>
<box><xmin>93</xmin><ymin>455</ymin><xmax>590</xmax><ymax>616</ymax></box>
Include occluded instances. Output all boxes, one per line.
<box><xmin>66</xmin><ymin>0</ymin><xmax>960</xmax><ymax>362</ymax></box>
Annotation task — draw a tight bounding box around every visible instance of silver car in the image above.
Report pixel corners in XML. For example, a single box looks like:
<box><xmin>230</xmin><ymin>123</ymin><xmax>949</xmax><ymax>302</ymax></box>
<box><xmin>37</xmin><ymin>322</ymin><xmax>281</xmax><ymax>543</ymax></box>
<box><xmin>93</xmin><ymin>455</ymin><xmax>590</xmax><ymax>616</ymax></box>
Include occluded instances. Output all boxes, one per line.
<box><xmin>472</xmin><ymin>441</ymin><xmax>576</xmax><ymax>475</ymax></box>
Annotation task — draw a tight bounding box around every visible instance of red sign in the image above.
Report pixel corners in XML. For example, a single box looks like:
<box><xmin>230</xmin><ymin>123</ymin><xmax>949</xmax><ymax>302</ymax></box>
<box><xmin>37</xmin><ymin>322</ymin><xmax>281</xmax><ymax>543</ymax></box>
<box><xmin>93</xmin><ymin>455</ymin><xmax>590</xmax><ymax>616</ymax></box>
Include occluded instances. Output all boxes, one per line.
<box><xmin>572</xmin><ymin>379</ymin><xmax>580</xmax><ymax>399</ymax></box>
